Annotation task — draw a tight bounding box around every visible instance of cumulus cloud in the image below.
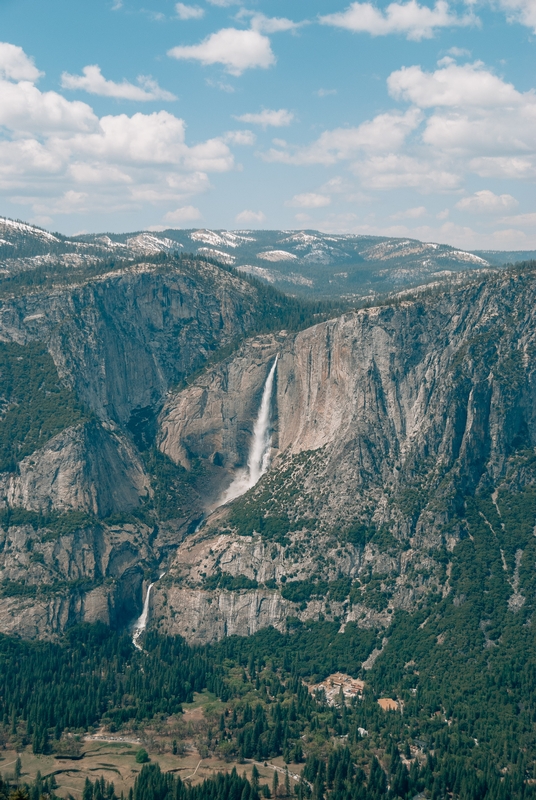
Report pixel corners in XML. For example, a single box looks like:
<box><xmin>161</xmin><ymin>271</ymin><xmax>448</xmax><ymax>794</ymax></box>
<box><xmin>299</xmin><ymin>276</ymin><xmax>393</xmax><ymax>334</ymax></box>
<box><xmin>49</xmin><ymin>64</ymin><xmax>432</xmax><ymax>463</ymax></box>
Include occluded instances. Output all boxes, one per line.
<box><xmin>263</xmin><ymin>109</ymin><xmax>421</xmax><ymax>165</ymax></box>
<box><xmin>164</xmin><ymin>205</ymin><xmax>202</xmax><ymax>223</ymax></box>
<box><xmin>286</xmin><ymin>192</ymin><xmax>331</xmax><ymax>208</ymax></box>
<box><xmin>0</xmin><ymin>43</ymin><xmax>235</xmax><ymax>220</ymax></box>
<box><xmin>388</xmin><ymin>61</ymin><xmax>536</xmax><ymax>171</ymax></box>
<box><xmin>176</xmin><ymin>3</ymin><xmax>204</xmax><ymax>19</ymax></box>
<box><xmin>168</xmin><ymin>28</ymin><xmax>275</xmax><ymax>75</ymax></box>
<box><xmin>61</xmin><ymin>65</ymin><xmax>176</xmax><ymax>101</ymax></box>
<box><xmin>469</xmin><ymin>157</ymin><xmax>536</xmax><ymax>179</ymax></box>
<box><xmin>0</xmin><ymin>42</ymin><xmax>42</xmax><ymax>81</ymax></box>
<box><xmin>447</xmin><ymin>46</ymin><xmax>471</xmax><ymax>57</ymax></box>
<box><xmin>319</xmin><ymin>0</ymin><xmax>475</xmax><ymax>40</ymax></box>
<box><xmin>235</xmin><ymin>209</ymin><xmax>266</xmax><ymax>223</ymax></box>
<box><xmin>455</xmin><ymin>190</ymin><xmax>518</xmax><ymax>213</ymax></box>
<box><xmin>496</xmin><ymin>0</ymin><xmax>536</xmax><ymax>31</ymax></box>
<box><xmin>234</xmin><ymin>108</ymin><xmax>294</xmax><ymax>128</ymax></box>
<box><xmin>0</xmin><ymin>78</ymin><xmax>98</xmax><ymax>134</ymax></box>
<box><xmin>388</xmin><ymin>61</ymin><xmax>520</xmax><ymax>107</ymax></box>
<box><xmin>237</xmin><ymin>11</ymin><xmax>306</xmax><ymax>33</ymax></box>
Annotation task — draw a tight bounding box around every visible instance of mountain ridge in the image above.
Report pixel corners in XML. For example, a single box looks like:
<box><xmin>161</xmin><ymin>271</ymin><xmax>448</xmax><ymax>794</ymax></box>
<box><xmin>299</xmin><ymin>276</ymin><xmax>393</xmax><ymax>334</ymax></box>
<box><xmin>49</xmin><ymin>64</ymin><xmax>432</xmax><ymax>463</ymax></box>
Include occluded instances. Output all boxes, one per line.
<box><xmin>3</xmin><ymin>214</ymin><xmax>530</xmax><ymax>300</ymax></box>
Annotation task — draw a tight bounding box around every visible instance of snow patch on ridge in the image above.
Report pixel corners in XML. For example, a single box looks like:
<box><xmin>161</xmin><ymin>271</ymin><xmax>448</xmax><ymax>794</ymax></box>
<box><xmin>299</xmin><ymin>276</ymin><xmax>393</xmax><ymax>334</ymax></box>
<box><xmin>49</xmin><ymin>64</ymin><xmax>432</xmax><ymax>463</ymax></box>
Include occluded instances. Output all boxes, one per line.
<box><xmin>257</xmin><ymin>250</ymin><xmax>298</xmax><ymax>262</ymax></box>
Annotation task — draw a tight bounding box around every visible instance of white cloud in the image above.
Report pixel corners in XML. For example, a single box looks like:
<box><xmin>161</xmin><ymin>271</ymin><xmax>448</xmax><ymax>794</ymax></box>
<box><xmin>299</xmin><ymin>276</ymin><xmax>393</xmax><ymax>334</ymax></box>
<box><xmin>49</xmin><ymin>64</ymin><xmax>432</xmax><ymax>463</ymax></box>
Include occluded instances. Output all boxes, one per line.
<box><xmin>263</xmin><ymin>109</ymin><xmax>421</xmax><ymax>164</ymax></box>
<box><xmin>468</xmin><ymin>157</ymin><xmax>536</xmax><ymax>179</ymax></box>
<box><xmin>168</xmin><ymin>28</ymin><xmax>275</xmax><ymax>76</ymax></box>
<box><xmin>176</xmin><ymin>3</ymin><xmax>204</xmax><ymax>20</ymax></box>
<box><xmin>0</xmin><ymin>44</ymin><xmax>235</xmax><ymax>220</ymax></box>
<box><xmin>497</xmin><ymin>212</ymin><xmax>536</xmax><ymax>227</ymax></box>
<box><xmin>237</xmin><ymin>11</ymin><xmax>305</xmax><ymax>33</ymax></box>
<box><xmin>490</xmin><ymin>228</ymin><xmax>528</xmax><ymax>246</ymax></box>
<box><xmin>388</xmin><ymin>61</ymin><xmax>536</xmax><ymax>172</ymax></box>
<box><xmin>388</xmin><ymin>61</ymin><xmax>521</xmax><ymax>107</ymax></box>
<box><xmin>319</xmin><ymin>0</ymin><xmax>475</xmax><ymax>40</ymax></box>
<box><xmin>234</xmin><ymin>108</ymin><xmax>294</xmax><ymax>128</ymax></box>
<box><xmin>0</xmin><ymin>42</ymin><xmax>42</xmax><ymax>81</ymax></box>
<box><xmin>223</xmin><ymin>129</ymin><xmax>256</xmax><ymax>145</ymax></box>
<box><xmin>455</xmin><ymin>190</ymin><xmax>518</xmax><ymax>214</ymax></box>
<box><xmin>0</xmin><ymin>78</ymin><xmax>98</xmax><ymax>134</ymax></box>
<box><xmin>61</xmin><ymin>65</ymin><xmax>176</xmax><ymax>101</ymax></box>
<box><xmin>164</xmin><ymin>205</ymin><xmax>202</xmax><ymax>223</ymax></box>
<box><xmin>316</xmin><ymin>88</ymin><xmax>337</xmax><ymax>97</ymax></box>
<box><xmin>60</xmin><ymin>112</ymin><xmax>233</xmax><ymax>172</ymax></box>
<box><xmin>286</xmin><ymin>192</ymin><xmax>331</xmax><ymax>208</ymax></box>
<box><xmin>320</xmin><ymin>176</ymin><xmax>353</xmax><ymax>193</ymax></box>
<box><xmin>391</xmin><ymin>205</ymin><xmax>427</xmax><ymax>218</ymax></box>
<box><xmin>447</xmin><ymin>46</ymin><xmax>471</xmax><ymax>57</ymax></box>
<box><xmin>68</xmin><ymin>163</ymin><xmax>133</xmax><ymax>184</ymax></box>
<box><xmin>235</xmin><ymin>209</ymin><xmax>266</xmax><ymax>223</ymax></box>
<box><xmin>496</xmin><ymin>0</ymin><xmax>536</xmax><ymax>31</ymax></box>
<box><xmin>354</xmin><ymin>154</ymin><xmax>460</xmax><ymax>191</ymax></box>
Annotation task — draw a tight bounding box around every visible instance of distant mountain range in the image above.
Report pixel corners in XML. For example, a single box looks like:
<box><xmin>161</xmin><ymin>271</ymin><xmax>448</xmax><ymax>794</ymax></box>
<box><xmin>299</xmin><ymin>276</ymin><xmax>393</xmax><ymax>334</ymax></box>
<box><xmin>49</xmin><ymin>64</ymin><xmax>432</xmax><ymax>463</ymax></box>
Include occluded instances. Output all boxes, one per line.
<box><xmin>2</xmin><ymin>216</ymin><xmax>535</xmax><ymax>299</ymax></box>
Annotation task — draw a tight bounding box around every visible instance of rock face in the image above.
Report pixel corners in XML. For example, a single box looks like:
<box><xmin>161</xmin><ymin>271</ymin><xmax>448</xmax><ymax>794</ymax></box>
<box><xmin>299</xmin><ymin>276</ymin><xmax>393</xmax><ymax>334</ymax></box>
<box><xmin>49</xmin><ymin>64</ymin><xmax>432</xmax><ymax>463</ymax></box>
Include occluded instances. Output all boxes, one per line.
<box><xmin>161</xmin><ymin>273</ymin><xmax>536</xmax><ymax>518</ymax></box>
<box><xmin>0</xmin><ymin>260</ymin><xmax>258</xmax><ymax>426</ymax></box>
<box><xmin>0</xmin><ymin>422</ymin><xmax>149</xmax><ymax>516</ymax></box>
<box><xmin>0</xmin><ymin>258</ymin><xmax>262</xmax><ymax>636</ymax></box>
<box><xmin>1</xmin><ymin>256</ymin><xmax>536</xmax><ymax>644</ymax></box>
<box><xmin>153</xmin><ymin>270</ymin><xmax>536</xmax><ymax>642</ymax></box>
<box><xmin>0</xmin><ymin>521</ymin><xmax>150</xmax><ymax>638</ymax></box>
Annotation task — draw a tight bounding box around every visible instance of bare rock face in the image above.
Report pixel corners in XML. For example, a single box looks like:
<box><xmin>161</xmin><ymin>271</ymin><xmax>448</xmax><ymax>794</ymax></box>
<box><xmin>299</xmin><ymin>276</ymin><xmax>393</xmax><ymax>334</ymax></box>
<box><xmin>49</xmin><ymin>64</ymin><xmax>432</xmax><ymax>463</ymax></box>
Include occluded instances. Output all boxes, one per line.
<box><xmin>161</xmin><ymin>274</ymin><xmax>536</xmax><ymax>520</ymax></box>
<box><xmin>0</xmin><ymin>260</ymin><xmax>258</xmax><ymax>426</ymax></box>
<box><xmin>0</xmin><ymin>259</ymin><xmax>262</xmax><ymax>637</ymax></box>
<box><xmin>0</xmin><ymin>521</ymin><xmax>149</xmax><ymax>638</ymax></box>
<box><xmin>153</xmin><ymin>586</ymin><xmax>293</xmax><ymax>645</ymax></box>
<box><xmin>2</xmin><ymin>262</ymin><xmax>536</xmax><ymax>642</ymax></box>
<box><xmin>0</xmin><ymin>421</ymin><xmax>149</xmax><ymax>516</ymax></box>
<box><xmin>153</xmin><ymin>271</ymin><xmax>536</xmax><ymax>643</ymax></box>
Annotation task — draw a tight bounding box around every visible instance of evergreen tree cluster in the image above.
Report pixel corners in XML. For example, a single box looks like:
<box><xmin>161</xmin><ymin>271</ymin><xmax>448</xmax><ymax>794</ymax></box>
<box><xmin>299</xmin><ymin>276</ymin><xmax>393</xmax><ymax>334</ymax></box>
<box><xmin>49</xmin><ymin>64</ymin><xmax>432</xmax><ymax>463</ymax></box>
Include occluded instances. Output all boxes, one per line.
<box><xmin>0</xmin><ymin>625</ymin><xmax>221</xmax><ymax>753</ymax></box>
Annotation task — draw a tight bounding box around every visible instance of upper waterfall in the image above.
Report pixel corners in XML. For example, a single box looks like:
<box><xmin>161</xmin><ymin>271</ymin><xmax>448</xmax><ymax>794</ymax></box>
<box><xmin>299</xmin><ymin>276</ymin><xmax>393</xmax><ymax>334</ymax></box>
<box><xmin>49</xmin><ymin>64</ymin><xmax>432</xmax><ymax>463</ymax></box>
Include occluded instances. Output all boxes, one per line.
<box><xmin>218</xmin><ymin>356</ymin><xmax>278</xmax><ymax>506</ymax></box>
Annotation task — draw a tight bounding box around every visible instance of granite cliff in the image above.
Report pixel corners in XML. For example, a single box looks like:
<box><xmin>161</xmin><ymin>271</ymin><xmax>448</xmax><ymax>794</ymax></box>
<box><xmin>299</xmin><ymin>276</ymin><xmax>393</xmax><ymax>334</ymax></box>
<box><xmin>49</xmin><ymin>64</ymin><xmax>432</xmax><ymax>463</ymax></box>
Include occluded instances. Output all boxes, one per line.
<box><xmin>153</xmin><ymin>269</ymin><xmax>536</xmax><ymax>642</ymax></box>
<box><xmin>1</xmin><ymin>244</ymin><xmax>535</xmax><ymax>647</ymax></box>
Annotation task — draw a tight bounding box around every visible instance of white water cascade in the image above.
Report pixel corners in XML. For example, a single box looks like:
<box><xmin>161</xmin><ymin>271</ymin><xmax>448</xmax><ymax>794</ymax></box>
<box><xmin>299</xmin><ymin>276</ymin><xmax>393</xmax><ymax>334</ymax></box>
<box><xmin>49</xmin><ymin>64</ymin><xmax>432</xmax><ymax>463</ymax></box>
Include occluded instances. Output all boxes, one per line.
<box><xmin>218</xmin><ymin>355</ymin><xmax>278</xmax><ymax>507</ymax></box>
<box><xmin>132</xmin><ymin>572</ymin><xmax>165</xmax><ymax>650</ymax></box>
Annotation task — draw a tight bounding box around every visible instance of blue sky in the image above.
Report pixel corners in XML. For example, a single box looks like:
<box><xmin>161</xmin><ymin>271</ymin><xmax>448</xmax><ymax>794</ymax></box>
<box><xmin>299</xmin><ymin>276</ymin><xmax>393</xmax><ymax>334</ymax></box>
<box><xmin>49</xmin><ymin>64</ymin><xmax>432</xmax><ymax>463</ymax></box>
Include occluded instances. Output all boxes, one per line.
<box><xmin>0</xmin><ymin>0</ymin><xmax>535</xmax><ymax>248</ymax></box>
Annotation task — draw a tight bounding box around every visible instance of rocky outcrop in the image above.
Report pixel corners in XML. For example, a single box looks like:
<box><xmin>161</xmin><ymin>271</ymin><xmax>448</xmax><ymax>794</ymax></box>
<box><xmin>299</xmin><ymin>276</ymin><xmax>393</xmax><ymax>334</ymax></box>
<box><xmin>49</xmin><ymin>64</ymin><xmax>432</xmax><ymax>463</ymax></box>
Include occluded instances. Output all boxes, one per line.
<box><xmin>0</xmin><ymin>520</ymin><xmax>150</xmax><ymax>638</ymax></box>
<box><xmin>0</xmin><ymin>260</ymin><xmax>258</xmax><ymax>427</ymax></box>
<box><xmin>0</xmin><ymin>421</ymin><xmax>149</xmax><ymax>516</ymax></box>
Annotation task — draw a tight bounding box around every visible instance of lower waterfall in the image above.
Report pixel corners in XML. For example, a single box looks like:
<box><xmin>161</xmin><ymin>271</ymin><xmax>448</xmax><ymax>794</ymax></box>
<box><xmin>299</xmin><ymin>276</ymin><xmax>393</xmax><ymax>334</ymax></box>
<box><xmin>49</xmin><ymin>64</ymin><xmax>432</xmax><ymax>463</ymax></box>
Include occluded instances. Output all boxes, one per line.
<box><xmin>218</xmin><ymin>355</ymin><xmax>278</xmax><ymax>506</ymax></box>
<box><xmin>132</xmin><ymin>572</ymin><xmax>165</xmax><ymax>650</ymax></box>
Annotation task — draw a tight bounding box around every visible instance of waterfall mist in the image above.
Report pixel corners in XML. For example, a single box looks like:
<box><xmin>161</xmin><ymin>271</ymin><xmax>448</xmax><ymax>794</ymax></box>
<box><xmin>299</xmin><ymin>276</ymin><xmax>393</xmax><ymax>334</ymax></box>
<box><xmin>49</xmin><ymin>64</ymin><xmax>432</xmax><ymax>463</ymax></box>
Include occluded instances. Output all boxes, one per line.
<box><xmin>218</xmin><ymin>356</ymin><xmax>278</xmax><ymax>507</ymax></box>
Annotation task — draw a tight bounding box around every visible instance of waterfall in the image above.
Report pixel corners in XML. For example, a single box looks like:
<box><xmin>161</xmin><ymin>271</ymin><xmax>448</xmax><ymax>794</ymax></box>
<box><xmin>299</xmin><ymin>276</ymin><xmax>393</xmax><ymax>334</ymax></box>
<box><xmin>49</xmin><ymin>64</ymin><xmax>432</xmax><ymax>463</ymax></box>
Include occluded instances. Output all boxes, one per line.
<box><xmin>132</xmin><ymin>572</ymin><xmax>165</xmax><ymax>650</ymax></box>
<box><xmin>218</xmin><ymin>356</ymin><xmax>278</xmax><ymax>507</ymax></box>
